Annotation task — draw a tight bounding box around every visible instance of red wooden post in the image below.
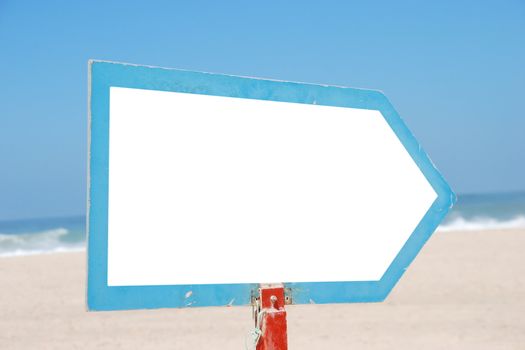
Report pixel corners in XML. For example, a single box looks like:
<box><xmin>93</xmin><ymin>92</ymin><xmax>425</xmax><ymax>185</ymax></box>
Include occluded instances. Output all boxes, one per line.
<box><xmin>254</xmin><ymin>284</ymin><xmax>288</xmax><ymax>350</ymax></box>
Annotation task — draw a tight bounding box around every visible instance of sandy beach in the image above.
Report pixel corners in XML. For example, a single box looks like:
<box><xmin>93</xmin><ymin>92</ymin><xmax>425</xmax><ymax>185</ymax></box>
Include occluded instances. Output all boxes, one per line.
<box><xmin>1</xmin><ymin>229</ymin><xmax>524</xmax><ymax>349</ymax></box>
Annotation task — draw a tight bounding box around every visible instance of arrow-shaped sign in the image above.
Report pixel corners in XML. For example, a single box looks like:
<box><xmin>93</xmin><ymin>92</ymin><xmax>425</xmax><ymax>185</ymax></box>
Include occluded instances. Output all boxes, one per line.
<box><xmin>87</xmin><ymin>60</ymin><xmax>455</xmax><ymax>311</ymax></box>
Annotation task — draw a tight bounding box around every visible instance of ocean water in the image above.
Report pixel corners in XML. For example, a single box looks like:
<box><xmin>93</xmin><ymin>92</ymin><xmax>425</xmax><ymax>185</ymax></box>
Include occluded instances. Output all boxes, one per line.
<box><xmin>0</xmin><ymin>216</ymin><xmax>85</xmax><ymax>257</ymax></box>
<box><xmin>439</xmin><ymin>191</ymin><xmax>525</xmax><ymax>232</ymax></box>
<box><xmin>0</xmin><ymin>192</ymin><xmax>524</xmax><ymax>257</ymax></box>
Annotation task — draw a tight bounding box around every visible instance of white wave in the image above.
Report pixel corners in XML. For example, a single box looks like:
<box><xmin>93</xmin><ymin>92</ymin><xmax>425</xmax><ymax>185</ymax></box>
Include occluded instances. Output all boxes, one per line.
<box><xmin>0</xmin><ymin>228</ymin><xmax>85</xmax><ymax>257</ymax></box>
<box><xmin>438</xmin><ymin>215</ymin><xmax>525</xmax><ymax>232</ymax></box>
<box><xmin>0</xmin><ymin>227</ymin><xmax>68</xmax><ymax>242</ymax></box>
<box><xmin>0</xmin><ymin>246</ymin><xmax>85</xmax><ymax>257</ymax></box>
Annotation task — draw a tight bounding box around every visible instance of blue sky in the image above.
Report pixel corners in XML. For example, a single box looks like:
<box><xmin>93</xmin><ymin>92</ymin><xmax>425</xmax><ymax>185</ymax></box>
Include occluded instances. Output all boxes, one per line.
<box><xmin>0</xmin><ymin>1</ymin><xmax>524</xmax><ymax>220</ymax></box>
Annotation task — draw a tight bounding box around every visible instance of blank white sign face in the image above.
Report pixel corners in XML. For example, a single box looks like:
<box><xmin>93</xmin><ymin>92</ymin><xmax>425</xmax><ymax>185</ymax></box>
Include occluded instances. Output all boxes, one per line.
<box><xmin>107</xmin><ymin>87</ymin><xmax>437</xmax><ymax>286</ymax></box>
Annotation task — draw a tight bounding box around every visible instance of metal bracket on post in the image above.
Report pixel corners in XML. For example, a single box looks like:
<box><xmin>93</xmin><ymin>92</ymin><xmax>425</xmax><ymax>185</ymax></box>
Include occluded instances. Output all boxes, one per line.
<box><xmin>251</xmin><ymin>283</ymin><xmax>289</xmax><ymax>350</ymax></box>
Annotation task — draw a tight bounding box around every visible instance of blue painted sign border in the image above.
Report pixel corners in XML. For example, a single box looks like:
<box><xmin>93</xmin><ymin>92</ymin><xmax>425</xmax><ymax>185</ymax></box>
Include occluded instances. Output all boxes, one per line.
<box><xmin>87</xmin><ymin>60</ymin><xmax>455</xmax><ymax>311</ymax></box>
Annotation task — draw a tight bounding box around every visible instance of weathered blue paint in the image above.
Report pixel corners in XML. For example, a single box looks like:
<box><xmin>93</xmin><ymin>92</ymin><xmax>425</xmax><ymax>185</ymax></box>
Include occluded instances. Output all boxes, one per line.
<box><xmin>87</xmin><ymin>60</ymin><xmax>455</xmax><ymax>311</ymax></box>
